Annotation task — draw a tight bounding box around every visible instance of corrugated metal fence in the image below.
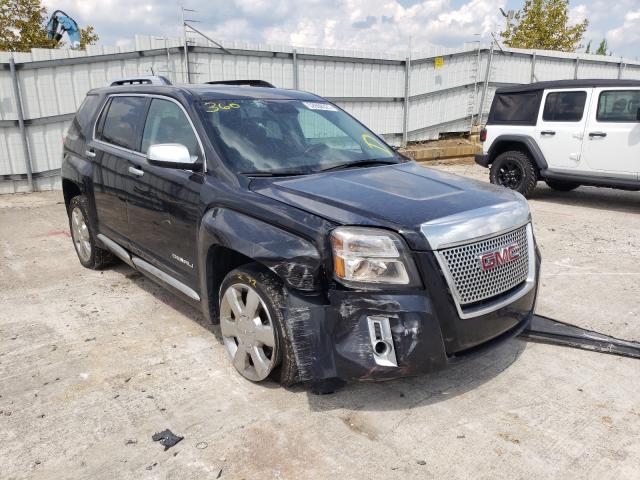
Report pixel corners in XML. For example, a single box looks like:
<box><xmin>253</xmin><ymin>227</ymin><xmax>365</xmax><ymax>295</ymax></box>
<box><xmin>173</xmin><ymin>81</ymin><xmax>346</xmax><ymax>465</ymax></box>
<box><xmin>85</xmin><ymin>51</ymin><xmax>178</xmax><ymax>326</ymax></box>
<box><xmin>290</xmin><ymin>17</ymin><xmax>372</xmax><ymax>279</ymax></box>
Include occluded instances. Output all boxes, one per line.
<box><xmin>2</xmin><ymin>35</ymin><xmax>640</xmax><ymax>193</ymax></box>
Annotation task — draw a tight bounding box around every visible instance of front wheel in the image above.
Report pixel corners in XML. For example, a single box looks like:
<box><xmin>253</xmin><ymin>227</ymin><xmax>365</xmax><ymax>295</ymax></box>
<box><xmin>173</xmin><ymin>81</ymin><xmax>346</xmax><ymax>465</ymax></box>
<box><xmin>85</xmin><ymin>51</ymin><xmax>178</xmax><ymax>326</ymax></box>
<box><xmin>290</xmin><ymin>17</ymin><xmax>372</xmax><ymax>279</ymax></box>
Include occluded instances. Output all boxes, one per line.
<box><xmin>489</xmin><ymin>150</ymin><xmax>538</xmax><ymax>197</ymax></box>
<box><xmin>219</xmin><ymin>264</ymin><xmax>299</xmax><ymax>386</ymax></box>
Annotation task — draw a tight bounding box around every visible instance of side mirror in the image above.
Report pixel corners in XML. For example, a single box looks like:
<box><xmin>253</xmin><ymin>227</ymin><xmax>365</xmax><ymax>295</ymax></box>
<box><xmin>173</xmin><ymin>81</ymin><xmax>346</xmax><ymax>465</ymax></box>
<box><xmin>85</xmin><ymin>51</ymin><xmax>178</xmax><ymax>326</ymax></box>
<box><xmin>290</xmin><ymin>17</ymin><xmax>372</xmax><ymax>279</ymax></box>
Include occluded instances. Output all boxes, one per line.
<box><xmin>147</xmin><ymin>144</ymin><xmax>201</xmax><ymax>170</ymax></box>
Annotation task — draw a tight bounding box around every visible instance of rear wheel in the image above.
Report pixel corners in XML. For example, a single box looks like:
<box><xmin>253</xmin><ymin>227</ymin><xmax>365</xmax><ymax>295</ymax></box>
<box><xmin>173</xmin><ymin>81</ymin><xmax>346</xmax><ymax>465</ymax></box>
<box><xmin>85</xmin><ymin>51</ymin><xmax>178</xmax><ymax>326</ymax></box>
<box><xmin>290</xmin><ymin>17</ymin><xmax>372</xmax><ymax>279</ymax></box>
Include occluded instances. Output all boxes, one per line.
<box><xmin>68</xmin><ymin>195</ymin><xmax>114</xmax><ymax>269</ymax></box>
<box><xmin>490</xmin><ymin>150</ymin><xmax>537</xmax><ymax>197</ymax></box>
<box><xmin>219</xmin><ymin>264</ymin><xmax>299</xmax><ymax>386</ymax></box>
<box><xmin>545</xmin><ymin>180</ymin><xmax>580</xmax><ymax>192</ymax></box>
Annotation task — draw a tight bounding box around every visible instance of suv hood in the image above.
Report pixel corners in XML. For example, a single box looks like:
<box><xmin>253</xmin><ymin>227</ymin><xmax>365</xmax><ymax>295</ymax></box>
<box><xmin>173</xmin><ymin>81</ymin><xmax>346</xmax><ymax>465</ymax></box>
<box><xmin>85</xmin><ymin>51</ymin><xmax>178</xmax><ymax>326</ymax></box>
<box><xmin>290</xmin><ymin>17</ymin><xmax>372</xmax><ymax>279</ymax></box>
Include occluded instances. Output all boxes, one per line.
<box><xmin>250</xmin><ymin>162</ymin><xmax>527</xmax><ymax>250</ymax></box>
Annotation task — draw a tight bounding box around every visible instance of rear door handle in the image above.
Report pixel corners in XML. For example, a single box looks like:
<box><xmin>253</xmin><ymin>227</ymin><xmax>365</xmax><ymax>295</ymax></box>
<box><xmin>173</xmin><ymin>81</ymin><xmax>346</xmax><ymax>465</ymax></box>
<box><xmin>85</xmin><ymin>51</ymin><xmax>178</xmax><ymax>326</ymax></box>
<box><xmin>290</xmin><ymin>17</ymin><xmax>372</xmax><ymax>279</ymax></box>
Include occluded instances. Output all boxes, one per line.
<box><xmin>589</xmin><ymin>132</ymin><xmax>607</xmax><ymax>138</ymax></box>
<box><xmin>85</xmin><ymin>149</ymin><xmax>96</xmax><ymax>158</ymax></box>
<box><xmin>541</xmin><ymin>130</ymin><xmax>556</xmax><ymax>136</ymax></box>
<box><xmin>128</xmin><ymin>166</ymin><xmax>144</xmax><ymax>177</ymax></box>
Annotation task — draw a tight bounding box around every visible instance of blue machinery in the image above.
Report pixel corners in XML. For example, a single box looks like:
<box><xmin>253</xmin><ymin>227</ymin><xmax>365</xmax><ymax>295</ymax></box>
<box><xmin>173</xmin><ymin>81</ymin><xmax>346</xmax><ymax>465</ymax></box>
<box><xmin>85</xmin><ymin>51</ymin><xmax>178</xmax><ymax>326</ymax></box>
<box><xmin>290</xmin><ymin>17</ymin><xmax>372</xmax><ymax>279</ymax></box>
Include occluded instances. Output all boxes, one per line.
<box><xmin>45</xmin><ymin>10</ymin><xmax>81</xmax><ymax>49</ymax></box>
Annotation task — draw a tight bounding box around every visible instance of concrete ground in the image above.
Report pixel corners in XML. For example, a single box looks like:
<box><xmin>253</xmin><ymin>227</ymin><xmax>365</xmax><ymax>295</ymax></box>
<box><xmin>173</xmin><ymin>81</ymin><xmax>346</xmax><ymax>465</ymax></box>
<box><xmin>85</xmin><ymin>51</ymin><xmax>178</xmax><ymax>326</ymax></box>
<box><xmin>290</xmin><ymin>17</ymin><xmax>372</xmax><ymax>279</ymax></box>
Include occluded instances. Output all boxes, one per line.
<box><xmin>1</xmin><ymin>164</ymin><xmax>639</xmax><ymax>479</ymax></box>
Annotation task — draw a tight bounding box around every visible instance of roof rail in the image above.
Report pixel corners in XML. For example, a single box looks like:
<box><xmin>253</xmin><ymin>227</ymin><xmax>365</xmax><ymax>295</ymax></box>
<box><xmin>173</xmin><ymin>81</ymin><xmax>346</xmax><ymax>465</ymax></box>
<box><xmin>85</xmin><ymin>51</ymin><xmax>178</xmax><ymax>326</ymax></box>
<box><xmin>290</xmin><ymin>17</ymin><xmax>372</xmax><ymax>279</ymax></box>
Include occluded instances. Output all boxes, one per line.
<box><xmin>205</xmin><ymin>80</ymin><xmax>275</xmax><ymax>88</ymax></box>
<box><xmin>110</xmin><ymin>76</ymin><xmax>172</xmax><ymax>86</ymax></box>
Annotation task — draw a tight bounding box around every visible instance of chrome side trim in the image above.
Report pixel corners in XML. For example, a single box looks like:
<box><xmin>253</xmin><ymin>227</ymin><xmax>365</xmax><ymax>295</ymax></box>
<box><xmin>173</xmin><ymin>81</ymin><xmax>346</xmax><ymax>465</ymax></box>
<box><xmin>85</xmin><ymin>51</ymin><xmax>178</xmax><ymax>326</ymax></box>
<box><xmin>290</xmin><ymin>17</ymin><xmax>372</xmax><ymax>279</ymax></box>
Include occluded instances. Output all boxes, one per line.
<box><xmin>132</xmin><ymin>256</ymin><xmax>201</xmax><ymax>302</ymax></box>
<box><xmin>97</xmin><ymin>233</ymin><xmax>134</xmax><ymax>268</ymax></box>
<box><xmin>420</xmin><ymin>199</ymin><xmax>531</xmax><ymax>250</ymax></box>
<box><xmin>433</xmin><ymin>223</ymin><xmax>536</xmax><ymax>319</ymax></box>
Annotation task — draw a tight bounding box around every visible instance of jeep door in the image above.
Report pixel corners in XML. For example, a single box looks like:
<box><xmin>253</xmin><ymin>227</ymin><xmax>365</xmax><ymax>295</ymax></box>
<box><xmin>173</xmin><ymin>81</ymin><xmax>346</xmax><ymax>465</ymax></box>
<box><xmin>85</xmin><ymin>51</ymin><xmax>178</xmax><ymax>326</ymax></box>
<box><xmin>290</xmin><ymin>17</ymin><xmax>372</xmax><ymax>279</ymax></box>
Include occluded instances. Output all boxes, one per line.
<box><xmin>582</xmin><ymin>88</ymin><xmax>640</xmax><ymax>178</ymax></box>
<box><xmin>90</xmin><ymin>95</ymin><xmax>149</xmax><ymax>243</ymax></box>
<box><xmin>535</xmin><ymin>89</ymin><xmax>591</xmax><ymax>169</ymax></box>
<box><xmin>125</xmin><ymin>97</ymin><xmax>203</xmax><ymax>289</ymax></box>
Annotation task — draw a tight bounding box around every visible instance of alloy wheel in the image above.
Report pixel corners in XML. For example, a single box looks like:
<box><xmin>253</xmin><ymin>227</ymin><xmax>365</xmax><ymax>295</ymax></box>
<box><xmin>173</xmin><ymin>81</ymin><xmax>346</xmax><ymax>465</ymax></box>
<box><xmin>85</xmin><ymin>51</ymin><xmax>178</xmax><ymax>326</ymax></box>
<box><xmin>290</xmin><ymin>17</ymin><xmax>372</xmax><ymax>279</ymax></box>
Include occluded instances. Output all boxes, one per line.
<box><xmin>497</xmin><ymin>160</ymin><xmax>524</xmax><ymax>190</ymax></box>
<box><xmin>71</xmin><ymin>207</ymin><xmax>92</xmax><ymax>263</ymax></box>
<box><xmin>219</xmin><ymin>283</ymin><xmax>277</xmax><ymax>381</ymax></box>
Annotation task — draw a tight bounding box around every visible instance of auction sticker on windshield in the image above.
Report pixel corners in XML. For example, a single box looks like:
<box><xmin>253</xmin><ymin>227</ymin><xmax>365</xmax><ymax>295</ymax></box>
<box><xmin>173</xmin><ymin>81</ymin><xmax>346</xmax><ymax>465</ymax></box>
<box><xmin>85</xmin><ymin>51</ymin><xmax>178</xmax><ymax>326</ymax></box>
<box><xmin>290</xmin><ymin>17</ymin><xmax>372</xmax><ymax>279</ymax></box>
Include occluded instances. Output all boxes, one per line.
<box><xmin>303</xmin><ymin>102</ymin><xmax>338</xmax><ymax>111</ymax></box>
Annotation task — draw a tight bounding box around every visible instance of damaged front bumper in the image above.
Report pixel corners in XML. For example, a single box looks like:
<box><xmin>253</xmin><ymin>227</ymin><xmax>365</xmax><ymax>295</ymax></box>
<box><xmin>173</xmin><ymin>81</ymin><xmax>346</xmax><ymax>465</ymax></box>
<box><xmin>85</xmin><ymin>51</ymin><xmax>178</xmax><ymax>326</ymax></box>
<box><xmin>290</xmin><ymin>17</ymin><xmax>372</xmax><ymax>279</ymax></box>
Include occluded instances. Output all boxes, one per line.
<box><xmin>283</xmin><ymin>250</ymin><xmax>541</xmax><ymax>383</ymax></box>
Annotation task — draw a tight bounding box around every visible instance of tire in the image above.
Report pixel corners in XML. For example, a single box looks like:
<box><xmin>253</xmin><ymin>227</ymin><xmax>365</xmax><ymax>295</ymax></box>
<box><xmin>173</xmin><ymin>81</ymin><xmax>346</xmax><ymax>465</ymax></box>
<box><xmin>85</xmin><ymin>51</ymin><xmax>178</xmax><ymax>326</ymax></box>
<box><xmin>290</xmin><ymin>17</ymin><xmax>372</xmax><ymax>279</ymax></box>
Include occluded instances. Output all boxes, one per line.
<box><xmin>68</xmin><ymin>195</ymin><xmax>114</xmax><ymax>269</ymax></box>
<box><xmin>545</xmin><ymin>180</ymin><xmax>580</xmax><ymax>192</ymax></box>
<box><xmin>489</xmin><ymin>150</ymin><xmax>538</xmax><ymax>197</ymax></box>
<box><xmin>219</xmin><ymin>264</ymin><xmax>299</xmax><ymax>386</ymax></box>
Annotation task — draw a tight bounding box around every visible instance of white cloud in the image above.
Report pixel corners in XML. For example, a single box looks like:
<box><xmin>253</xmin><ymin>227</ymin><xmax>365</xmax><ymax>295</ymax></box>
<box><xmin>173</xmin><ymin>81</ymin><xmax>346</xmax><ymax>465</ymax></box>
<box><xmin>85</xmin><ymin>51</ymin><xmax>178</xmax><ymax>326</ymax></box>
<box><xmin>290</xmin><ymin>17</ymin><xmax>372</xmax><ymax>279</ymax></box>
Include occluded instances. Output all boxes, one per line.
<box><xmin>608</xmin><ymin>9</ymin><xmax>640</xmax><ymax>58</ymax></box>
<box><xmin>37</xmin><ymin>0</ymin><xmax>640</xmax><ymax>59</ymax></box>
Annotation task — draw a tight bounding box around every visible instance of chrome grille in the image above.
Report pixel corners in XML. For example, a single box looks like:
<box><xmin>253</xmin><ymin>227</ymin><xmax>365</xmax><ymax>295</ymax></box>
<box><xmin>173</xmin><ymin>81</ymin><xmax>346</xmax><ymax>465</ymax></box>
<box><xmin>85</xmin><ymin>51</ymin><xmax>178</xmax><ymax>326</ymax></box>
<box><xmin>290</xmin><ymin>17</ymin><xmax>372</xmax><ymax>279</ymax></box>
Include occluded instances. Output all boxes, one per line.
<box><xmin>438</xmin><ymin>226</ymin><xmax>529</xmax><ymax>305</ymax></box>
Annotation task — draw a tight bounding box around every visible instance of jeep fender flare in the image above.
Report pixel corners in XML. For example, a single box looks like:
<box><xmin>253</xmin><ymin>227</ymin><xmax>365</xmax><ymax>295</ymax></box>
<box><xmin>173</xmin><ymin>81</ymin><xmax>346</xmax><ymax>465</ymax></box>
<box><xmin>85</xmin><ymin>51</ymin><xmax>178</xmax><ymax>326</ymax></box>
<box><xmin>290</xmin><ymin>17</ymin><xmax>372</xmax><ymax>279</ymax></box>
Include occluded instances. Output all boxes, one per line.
<box><xmin>488</xmin><ymin>135</ymin><xmax>548</xmax><ymax>171</ymax></box>
<box><xmin>197</xmin><ymin>207</ymin><xmax>324</xmax><ymax>321</ymax></box>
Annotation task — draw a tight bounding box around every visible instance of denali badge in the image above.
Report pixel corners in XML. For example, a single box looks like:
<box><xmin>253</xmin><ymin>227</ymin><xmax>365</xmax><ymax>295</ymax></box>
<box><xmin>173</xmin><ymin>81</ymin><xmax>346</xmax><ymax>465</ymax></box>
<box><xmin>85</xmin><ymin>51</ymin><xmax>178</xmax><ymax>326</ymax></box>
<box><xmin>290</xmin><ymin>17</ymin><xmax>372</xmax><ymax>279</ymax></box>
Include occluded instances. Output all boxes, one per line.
<box><xmin>171</xmin><ymin>253</ymin><xmax>194</xmax><ymax>269</ymax></box>
<box><xmin>479</xmin><ymin>244</ymin><xmax>520</xmax><ymax>271</ymax></box>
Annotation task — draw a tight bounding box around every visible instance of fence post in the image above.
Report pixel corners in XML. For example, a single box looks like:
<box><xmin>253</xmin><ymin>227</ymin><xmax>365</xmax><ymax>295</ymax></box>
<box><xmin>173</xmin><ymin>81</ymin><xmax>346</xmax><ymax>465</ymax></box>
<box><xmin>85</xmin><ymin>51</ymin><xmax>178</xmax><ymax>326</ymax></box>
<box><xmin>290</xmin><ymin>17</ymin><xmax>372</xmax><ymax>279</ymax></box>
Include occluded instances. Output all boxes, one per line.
<box><xmin>9</xmin><ymin>56</ymin><xmax>34</xmax><ymax>192</ymax></box>
<box><xmin>530</xmin><ymin>51</ymin><xmax>536</xmax><ymax>83</ymax></box>
<box><xmin>618</xmin><ymin>58</ymin><xmax>624</xmax><ymax>79</ymax></box>
<box><xmin>574</xmin><ymin>57</ymin><xmax>580</xmax><ymax>79</ymax></box>
<box><xmin>292</xmin><ymin>49</ymin><xmax>299</xmax><ymax>89</ymax></box>
<box><xmin>478</xmin><ymin>45</ymin><xmax>494</xmax><ymax>124</ymax></box>
<box><xmin>402</xmin><ymin>56</ymin><xmax>411</xmax><ymax>147</ymax></box>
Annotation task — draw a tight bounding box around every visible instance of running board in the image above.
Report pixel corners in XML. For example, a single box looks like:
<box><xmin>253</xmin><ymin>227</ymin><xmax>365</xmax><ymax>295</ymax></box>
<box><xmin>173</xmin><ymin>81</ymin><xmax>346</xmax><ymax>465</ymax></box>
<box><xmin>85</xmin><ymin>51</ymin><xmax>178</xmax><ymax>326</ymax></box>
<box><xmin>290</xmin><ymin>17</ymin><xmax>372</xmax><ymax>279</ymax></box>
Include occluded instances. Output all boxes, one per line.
<box><xmin>520</xmin><ymin>315</ymin><xmax>640</xmax><ymax>359</ymax></box>
<box><xmin>132</xmin><ymin>257</ymin><xmax>200</xmax><ymax>302</ymax></box>
<box><xmin>97</xmin><ymin>233</ymin><xmax>200</xmax><ymax>302</ymax></box>
<box><xmin>97</xmin><ymin>234</ymin><xmax>134</xmax><ymax>268</ymax></box>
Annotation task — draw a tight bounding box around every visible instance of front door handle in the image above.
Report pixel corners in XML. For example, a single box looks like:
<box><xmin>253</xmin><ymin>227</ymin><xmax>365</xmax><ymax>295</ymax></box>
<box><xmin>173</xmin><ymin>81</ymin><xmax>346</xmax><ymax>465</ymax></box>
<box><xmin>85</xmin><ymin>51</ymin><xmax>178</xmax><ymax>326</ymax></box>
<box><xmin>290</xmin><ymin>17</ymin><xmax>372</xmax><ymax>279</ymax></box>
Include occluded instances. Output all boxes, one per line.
<box><xmin>541</xmin><ymin>130</ymin><xmax>556</xmax><ymax>136</ymax></box>
<box><xmin>85</xmin><ymin>149</ymin><xmax>96</xmax><ymax>158</ymax></box>
<box><xmin>589</xmin><ymin>132</ymin><xmax>607</xmax><ymax>138</ymax></box>
<box><xmin>128</xmin><ymin>166</ymin><xmax>144</xmax><ymax>177</ymax></box>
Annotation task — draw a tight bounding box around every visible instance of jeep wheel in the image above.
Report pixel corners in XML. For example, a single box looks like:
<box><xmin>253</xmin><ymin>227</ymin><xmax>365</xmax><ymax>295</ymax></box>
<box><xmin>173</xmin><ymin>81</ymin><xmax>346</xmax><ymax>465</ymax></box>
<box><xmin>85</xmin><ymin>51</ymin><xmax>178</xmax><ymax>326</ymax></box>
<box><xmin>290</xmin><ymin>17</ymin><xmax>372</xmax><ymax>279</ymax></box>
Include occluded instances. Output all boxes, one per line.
<box><xmin>219</xmin><ymin>264</ymin><xmax>299</xmax><ymax>386</ymax></box>
<box><xmin>490</xmin><ymin>151</ymin><xmax>537</xmax><ymax>197</ymax></box>
<box><xmin>545</xmin><ymin>180</ymin><xmax>580</xmax><ymax>192</ymax></box>
<box><xmin>68</xmin><ymin>195</ymin><xmax>114</xmax><ymax>269</ymax></box>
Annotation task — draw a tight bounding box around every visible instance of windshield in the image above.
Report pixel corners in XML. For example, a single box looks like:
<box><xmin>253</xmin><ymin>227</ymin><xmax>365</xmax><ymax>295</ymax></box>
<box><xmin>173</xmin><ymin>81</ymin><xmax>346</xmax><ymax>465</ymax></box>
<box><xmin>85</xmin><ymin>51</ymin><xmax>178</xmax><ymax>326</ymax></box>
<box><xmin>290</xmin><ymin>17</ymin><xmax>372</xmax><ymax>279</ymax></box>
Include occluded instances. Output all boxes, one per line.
<box><xmin>196</xmin><ymin>99</ymin><xmax>398</xmax><ymax>174</ymax></box>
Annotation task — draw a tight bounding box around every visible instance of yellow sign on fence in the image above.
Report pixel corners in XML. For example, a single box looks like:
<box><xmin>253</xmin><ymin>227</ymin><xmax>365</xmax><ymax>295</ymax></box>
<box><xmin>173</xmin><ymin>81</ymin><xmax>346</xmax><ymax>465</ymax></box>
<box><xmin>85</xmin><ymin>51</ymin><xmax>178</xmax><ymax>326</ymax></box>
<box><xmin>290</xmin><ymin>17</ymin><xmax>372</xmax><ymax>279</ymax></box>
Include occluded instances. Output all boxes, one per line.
<box><xmin>434</xmin><ymin>57</ymin><xmax>444</xmax><ymax>69</ymax></box>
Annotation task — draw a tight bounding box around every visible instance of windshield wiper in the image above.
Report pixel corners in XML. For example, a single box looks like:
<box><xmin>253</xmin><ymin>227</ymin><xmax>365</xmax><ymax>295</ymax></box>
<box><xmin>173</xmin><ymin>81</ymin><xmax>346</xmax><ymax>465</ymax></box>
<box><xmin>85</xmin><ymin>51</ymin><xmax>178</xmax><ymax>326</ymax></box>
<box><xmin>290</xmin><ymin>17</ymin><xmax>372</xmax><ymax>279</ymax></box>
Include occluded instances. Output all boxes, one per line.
<box><xmin>315</xmin><ymin>159</ymin><xmax>399</xmax><ymax>173</ymax></box>
<box><xmin>240</xmin><ymin>170</ymin><xmax>311</xmax><ymax>177</ymax></box>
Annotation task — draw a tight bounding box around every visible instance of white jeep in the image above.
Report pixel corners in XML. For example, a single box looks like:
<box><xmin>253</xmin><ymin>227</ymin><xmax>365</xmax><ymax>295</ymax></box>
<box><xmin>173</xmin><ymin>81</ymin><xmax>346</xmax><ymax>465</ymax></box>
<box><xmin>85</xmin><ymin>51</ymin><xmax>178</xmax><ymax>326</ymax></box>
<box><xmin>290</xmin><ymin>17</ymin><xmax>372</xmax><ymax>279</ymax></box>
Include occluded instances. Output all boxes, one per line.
<box><xmin>476</xmin><ymin>79</ymin><xmax>640</xmax><ymax>197</ymax></box>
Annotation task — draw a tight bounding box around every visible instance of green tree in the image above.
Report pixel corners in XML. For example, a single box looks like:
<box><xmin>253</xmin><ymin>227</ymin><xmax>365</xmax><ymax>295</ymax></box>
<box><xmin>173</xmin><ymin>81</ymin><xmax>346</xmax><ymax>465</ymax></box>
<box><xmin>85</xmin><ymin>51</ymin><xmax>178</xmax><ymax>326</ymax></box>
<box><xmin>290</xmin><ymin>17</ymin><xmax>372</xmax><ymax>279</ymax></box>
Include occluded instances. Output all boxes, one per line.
<box><xmin>595</xmin><ymin>39</ymin><xmax>608</xmax><ymax>55</ymax></box>
<box><xmin>0</xmin><ymin>0</ymin><xmax>98</xmax><ymax>52</ymax></box>
<box><xmin>501</xmin><ymin>0</ymin><xmax>588</xmax><ymax>52</ymax></box>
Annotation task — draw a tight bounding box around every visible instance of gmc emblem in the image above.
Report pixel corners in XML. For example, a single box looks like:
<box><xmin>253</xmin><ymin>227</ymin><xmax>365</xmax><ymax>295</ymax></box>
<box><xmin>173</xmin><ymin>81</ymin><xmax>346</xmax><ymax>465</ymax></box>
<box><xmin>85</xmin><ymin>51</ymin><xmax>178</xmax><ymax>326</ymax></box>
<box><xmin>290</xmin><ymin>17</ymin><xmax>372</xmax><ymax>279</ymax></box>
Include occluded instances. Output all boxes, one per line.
<box><xmin>479</xmin><ymin>244</ymin><xmax>520</xmax><ymax>271</ymax></box>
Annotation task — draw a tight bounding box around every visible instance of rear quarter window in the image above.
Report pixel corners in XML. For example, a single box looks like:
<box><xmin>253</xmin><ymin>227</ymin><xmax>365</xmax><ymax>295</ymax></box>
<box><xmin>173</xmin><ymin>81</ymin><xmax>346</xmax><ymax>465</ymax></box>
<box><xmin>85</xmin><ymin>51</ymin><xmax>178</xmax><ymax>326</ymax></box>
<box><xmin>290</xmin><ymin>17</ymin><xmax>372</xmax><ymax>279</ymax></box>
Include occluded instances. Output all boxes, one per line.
<box><xmin>76</xmin><ymin>95</ymin><xmax>100</xmax><ymax>128</ymax></box>
<box><xmin>65</xmin><ymin>95</ymin><xmax>101</xmax><ymax>153</ymax></box>
<box><xmin>487</xmin><ymin>91</ymin><xmax>542</xmax><ymax>125</ymax></box>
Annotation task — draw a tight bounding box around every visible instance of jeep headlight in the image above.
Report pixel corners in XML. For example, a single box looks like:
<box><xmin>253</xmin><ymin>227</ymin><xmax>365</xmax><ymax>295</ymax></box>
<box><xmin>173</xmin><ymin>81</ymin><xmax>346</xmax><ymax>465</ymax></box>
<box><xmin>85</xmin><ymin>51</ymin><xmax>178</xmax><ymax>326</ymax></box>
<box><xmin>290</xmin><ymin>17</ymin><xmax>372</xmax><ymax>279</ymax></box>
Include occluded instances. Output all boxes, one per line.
<box><xmin>331</xmin><ymin>227</ymin><xmax>419</xmax><ymax>288</ymax></box>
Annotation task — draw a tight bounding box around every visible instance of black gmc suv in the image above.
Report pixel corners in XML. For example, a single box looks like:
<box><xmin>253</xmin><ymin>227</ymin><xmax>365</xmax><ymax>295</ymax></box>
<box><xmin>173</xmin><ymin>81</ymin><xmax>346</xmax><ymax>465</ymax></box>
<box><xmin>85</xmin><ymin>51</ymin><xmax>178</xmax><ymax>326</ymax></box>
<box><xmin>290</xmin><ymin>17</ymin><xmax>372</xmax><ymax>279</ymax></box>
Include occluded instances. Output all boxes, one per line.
<box><xmin>62</xmin><ymin>77</ymin><xmax>541</xmax><ymax>387</ymax></box>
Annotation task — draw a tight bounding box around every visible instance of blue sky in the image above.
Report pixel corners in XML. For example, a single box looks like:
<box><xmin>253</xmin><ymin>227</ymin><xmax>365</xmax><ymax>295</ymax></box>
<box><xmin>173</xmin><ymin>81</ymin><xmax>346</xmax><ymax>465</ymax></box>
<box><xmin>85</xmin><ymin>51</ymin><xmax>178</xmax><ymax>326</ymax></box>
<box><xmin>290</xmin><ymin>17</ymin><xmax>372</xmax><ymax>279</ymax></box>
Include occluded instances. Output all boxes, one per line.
<box><xmin>43</xmin><ymin>0</ymin><xmax>640</xmax><ymax>59</ymax></box>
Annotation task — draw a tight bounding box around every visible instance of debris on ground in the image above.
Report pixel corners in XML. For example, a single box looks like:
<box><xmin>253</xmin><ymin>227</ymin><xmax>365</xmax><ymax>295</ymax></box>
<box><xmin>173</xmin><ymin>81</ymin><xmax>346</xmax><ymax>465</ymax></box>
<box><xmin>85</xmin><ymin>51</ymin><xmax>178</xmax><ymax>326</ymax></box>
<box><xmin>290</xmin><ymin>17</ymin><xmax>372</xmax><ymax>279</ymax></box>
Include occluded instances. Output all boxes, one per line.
<box><xmin>521</xmin><ymin>315</ymin><xmax>640</xmax><ymax>359</ymax></box>
<box><xmin>151</xmin><ymin>429</ymin><xmax>184</xmax><ymax>451</ymax></box>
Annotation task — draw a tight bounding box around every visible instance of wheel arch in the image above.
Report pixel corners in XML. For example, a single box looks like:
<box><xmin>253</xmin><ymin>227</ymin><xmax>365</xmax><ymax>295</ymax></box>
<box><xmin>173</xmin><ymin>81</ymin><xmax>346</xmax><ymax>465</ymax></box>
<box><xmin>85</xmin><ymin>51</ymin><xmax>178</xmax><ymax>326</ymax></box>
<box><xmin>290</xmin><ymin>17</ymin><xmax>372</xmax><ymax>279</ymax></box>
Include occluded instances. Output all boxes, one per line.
<box><xmin>62</xmin><ymin>178</ymin><xmax>83</xmax><ymax>212</ymax></box>
<box><xmin>488</xmin><ymin>135</ymin><xmax>548</xmax><ymax>174</ymax></box>
<box><xmin>198</xmin><ymin>207</ymin><xmax>324</xmax><ymax>323</ymax></box>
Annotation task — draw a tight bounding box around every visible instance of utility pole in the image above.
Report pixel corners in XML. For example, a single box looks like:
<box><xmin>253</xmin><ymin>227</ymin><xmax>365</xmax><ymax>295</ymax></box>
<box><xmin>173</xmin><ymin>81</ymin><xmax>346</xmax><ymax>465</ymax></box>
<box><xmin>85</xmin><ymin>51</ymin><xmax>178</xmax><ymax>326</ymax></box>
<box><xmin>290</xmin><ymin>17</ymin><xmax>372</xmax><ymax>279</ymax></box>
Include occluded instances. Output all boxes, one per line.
<box><xmin>181</xmin><ymin>5</ymin><xmax>232</xmax><ymax>84</ymax></box>
<box><xmin>181</xmin><ymin>6</ymin><xmax>191</xmax><ymax>83</ymax></box>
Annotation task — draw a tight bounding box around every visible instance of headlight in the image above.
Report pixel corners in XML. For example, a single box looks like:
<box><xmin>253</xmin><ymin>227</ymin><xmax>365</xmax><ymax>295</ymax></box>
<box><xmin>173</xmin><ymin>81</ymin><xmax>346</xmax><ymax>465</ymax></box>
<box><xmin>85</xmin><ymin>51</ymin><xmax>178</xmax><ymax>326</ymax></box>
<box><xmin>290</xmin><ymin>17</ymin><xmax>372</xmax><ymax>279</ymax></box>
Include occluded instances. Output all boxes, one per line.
<box><xmin>331</xmin><ymin>227</ymin><xmax>419</xmax><ymax>287</ymax></box>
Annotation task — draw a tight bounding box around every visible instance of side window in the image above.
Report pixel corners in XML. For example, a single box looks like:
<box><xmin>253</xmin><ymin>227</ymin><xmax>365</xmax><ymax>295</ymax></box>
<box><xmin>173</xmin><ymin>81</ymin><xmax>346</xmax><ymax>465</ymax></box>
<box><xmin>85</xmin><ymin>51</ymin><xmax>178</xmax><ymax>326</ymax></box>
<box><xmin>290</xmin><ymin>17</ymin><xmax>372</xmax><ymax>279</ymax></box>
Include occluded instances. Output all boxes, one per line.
<box><xmin>597</xmin><ymin>90</ymin><xmax>640</xmax><ymax>122</ymax></box>
<box><xmin>141</xmin><ymin>99</ymin><xmax>200</xmax><ymax>157</ymax></box>
<box><xmin>298</xmin><ymin>109</ymin><xmax>360</xmax><ymax>151</ymax></box>
<box><xmin>488</xmin><ymin>92</ymin><xmax>541</xmax><ymax>125</ymax></box>
<box><xmin>542</xmin><ymin>91</ymin><xmax>587</xmax><ymax>122</ymax></box>
<box><xmin>99</xmin><ymin>96</ymin><xmax>148</xmax><ymax>150</ymax></box>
